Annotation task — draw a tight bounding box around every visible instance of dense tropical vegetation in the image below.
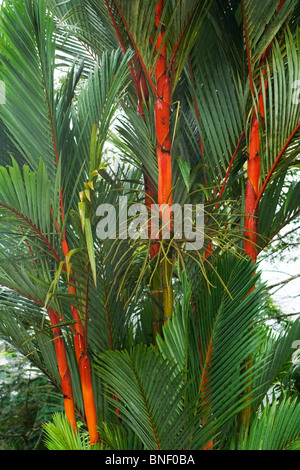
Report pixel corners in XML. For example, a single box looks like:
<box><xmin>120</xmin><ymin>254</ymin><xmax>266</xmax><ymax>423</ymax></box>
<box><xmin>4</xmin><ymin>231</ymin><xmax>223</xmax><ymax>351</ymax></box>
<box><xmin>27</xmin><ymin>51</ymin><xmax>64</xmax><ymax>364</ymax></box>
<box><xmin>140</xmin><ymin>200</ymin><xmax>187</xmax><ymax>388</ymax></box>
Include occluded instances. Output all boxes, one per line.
<box><xmin>0</xmin><ymin>0</ymin><xmax>299</xmax><ymax>450</ymax></box>
<box><xmin>0</xmin><ymin>346</ymin><xmax>63</xmax><ymax>450</ymax></box>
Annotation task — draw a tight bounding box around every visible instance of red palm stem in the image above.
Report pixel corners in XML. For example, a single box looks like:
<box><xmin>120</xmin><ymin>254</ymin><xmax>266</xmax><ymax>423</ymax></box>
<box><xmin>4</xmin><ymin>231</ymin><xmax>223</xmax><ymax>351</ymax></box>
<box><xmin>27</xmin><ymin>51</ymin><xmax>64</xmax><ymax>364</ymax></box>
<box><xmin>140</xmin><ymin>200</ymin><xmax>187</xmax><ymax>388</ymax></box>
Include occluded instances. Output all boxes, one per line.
<box><xmin>48</xmin><ymin>309</ymin><xmax>77</xmax><ymax>432</ymax></box>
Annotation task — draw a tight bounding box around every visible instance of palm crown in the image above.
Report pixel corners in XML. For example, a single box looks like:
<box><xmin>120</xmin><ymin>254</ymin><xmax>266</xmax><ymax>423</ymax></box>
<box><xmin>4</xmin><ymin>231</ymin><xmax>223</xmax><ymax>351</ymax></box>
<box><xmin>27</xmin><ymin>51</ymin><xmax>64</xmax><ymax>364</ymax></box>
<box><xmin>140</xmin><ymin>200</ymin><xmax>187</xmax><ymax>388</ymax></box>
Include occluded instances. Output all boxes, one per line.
<box><xmin>0</xmin><ymin>0</ymin><xmax>299</xmax><ymax>450</ymax></box>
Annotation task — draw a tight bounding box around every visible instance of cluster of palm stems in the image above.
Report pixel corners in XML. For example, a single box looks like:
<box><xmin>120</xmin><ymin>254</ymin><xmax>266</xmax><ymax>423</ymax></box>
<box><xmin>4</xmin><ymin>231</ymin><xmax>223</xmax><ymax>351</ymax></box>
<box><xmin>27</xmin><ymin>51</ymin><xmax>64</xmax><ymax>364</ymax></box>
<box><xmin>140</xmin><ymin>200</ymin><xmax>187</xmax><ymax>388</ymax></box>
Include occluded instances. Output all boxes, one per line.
<box><xmin>0</xmin><ymin>0</ymin><xmax>300</xmax><ymax>450</ymax></box>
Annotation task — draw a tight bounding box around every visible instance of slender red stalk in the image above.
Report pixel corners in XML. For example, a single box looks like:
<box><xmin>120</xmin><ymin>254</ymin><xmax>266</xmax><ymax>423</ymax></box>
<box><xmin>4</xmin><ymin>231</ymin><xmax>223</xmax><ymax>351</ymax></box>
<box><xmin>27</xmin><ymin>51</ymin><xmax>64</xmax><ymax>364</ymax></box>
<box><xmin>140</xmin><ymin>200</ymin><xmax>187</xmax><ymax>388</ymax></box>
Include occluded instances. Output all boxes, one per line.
<box><xmin>104</xmin><ymin>0</ymin><xmax>161</xmax><ymax>403</ymax></box>
<box><xmin>21</xmin><ymin>225</ymin><xmax>77</xmax><ymax>427</ymax></box>
<box><xmin>244</xmin><ymin>116</ymin><xmax>260</xmax><ymax>262</ymax></box>
<box><xmin>48</xmin><ymin>309</ymin><xmax>77</xmax><ymax>432</ymax></box>
<box><xmin>45</xmin><ymin>58</ymin><xmax>99</xmax><ymax>441</ymax></box>
<box><xmin>78</xmin><ymin>353</ymin><xmax>99</xmax><ymax>445</ymax></box>
<box><xmin>135</xmin><ymin>370</ymin><xmax>161</xmax><ymax>450</ymax></box>
<box><xmin>47</xmin><ymin>224</ymin><xmax>97</xmax><ymax>440</ymax></box>
<box><xmin>155</xmin><ymin>0</ymin><xmax>172</xmax><ymax>224</ymax></box>
<box><xmin>240</xmin><ymin>0</ymin><xmax>286</xmax><ymax>434</ymax></box>
<box><xmin>154</xmin><ymin>0</ymin><xmax>174</xmax><ymax>328</ymax></box>
<box><xmin>49</xmin><ymin>168</ymin><xmax>99</xmax><ymax>441</ymax></box>
<box><xmin>135</xmin><ymin>62</ymin><xmax>160</xmax><ymax>258</ymax></box>
<box><xmin>104</xmin><ymin>0</ymin><xmax>159</xmax><ymax>258</ymax></box>
<box><xmin>3</xmin><ymin>286</ymin><xmax>86</xmax><ymax>436</ymax></box>
<box><xmin>78</xmin><ymin>40</ymin><xmax>98</xmax><ymax>64</ymax></box>
<box><xmin>204</xmin><ymin>130</ymin><xmax>245</xmax><ymax>222</ymax></box>
<box><xmin>242</xmin><ymin>0</ymin><xmax>260</xmax><ymax>261</ymax></box>
<box><xmin>104</xmin><ymin>0</ymin><xmax>126</xmax><ymax>54</ymax></box>
<box><xmin>60</xmin><ymin>239</ymin><xmax>99</xmax><ymax>444</ymax></box>
<box><xmin>202</xmin><ymin>131</ymin><xmax>245</xmax><ymax>266</ymax></box>
<box><xmin>244</xmin><ymin>0</ymin><xmax>286</xmax><ymax>261</ymax></box>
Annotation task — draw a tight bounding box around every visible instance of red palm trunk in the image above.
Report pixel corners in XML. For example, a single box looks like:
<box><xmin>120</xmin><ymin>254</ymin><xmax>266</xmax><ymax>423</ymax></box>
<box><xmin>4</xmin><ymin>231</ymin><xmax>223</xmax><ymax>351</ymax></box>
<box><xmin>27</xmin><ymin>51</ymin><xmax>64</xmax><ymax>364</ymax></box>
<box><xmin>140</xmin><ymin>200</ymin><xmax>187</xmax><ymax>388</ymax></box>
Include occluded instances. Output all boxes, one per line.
<box><xmin>241</xmin><ymin>26</ymin><xmax>265</xmax><ymax>436</ymax></box>
<box><xmin>244</xmin><ymin>116</ymin><xmax>260</xmax><ymax>262</ymax></box>
<box><xmin>136</xmin><ymin>68</ymin><xmax>164</xmax><ymax>340</ymax></box>
<box><xmin>104</xmin><ymin>0</ymin><xmax>166</xmax><ymax>337</ymax></box>
<box><xmin>241</xmin><ymin>0</ymin><xmax>285</xmax><ymax>433</ymax></box>
<box><xmin>61</xmin><ymin>239</ymin><xmax>99</xmax><ymax>444</ymax></box>
<box><xmin>244</xmin><ymin>0</ymin><xmax>285</xmax><ymax>263</ymax></box>
<box><xmin>154</xmin><ymin>0</ymin><xmax>174</xmax><ymax>325</ymax></box>
<box><xmin>155</xmin><ymin>0</ymin><xmax>172</xmax><ymax>219</ymax></box>
<box><xmin>48</xmin><ymin>309</ymin><xmax>77</xmax><ymax>432</ymax></box>
<box><xmin>49</xmin><ymin>74</ymin><xmax>99</xmax><ymax>442</ymax></box>
<box><xmin>78</xmin><ymin>353</ymin><xmax>99</xmax><ymax>445</ymax></box>
<box><xmin>22</xmin><ymin>227</ymin><xmax>78</xmax><ymax>431</ymax></box>
<box><xmin>136</xmin><ymin>67</ymin><xmax>160</xmax><ymax>258</ymax></box>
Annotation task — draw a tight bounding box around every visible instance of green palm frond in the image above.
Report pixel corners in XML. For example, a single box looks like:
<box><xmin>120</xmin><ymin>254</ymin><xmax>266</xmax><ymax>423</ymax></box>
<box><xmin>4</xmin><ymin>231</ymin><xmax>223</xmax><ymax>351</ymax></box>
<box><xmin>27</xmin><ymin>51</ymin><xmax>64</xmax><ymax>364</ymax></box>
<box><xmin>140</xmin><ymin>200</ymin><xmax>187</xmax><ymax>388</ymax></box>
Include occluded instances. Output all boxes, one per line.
<box><xmin>208</xmin><ymin>0</ymin><xmax>243</xmax><ymax>79</ymax></box>
<box><xmin>183</xmin><ymin>17</ymin><xmax>244</xmax><ymax>184</ymax></box>
<box><xmin>54</xmin><ymin>27</ymin><xmax>100</xmax><ymax>76</ymax></box>
<box><xmin>185</xmin><ymin>255</ymin><xmax>268</xmax><ymax>436</ymax></box>
<box><xmin>253</xmin><ymin>317</ymin><xmax>300</xmax><ymax>409</ymax></box>
<box><xmin>99</xmin><ymin>422</ymin><xmax>144</xmax><ymax>450</ymax></box>
<box><xmin>258</xmin><ymin>169</ymin><xmax>300</xmax><ymax>251</ymax></box>
<box><xmin>0</xmin><ymin>158</ymin><xmax>55</xmax><ymax>243</ymax></box>
<box><xmin>94</xmin><ymin>256</ymin><xmax>277</xmax><ymax>450</ymax></box>
<box><xmin>0</xmin><ymin>120</ymin><xmax>25</xmax><ymax>167</ymax></box>
<box><xmin>47</xmin><ymin>0</ymin><xmax>120</xmax><ymax>57</ymax></box>
<box><xmin>43</xmin><ymin>413</ymin><xmax>99</xmax><ymax>450</ymax></box>
<box><xmin>113</xmin><ymin>100</ymin><xmax>158</xmax><ymax>191</ymax></box>
<box><xmin>0</xmin><ymin>157</ymin><xmax>62</xmax><ymax>306</ymax></box>
<box><xmin>95</xmin><ymin>344</ymin><xmax>190</xmax><ymax>450</ymax></box>
<box><xmin>156</xmin><ymin>274</ymin><xmax>201</xmax><ymax>403</ymax></box>
<box><xmin>0</xmin><ymin>0</ymin><xmax>299</xmax><ymax>451</ymax></box>
<box><xmin>0</xmin><ymin>287</ymin><xmax>99</xmax><ymax>420</ymax></box>
<box><xmin>242</xmin><ymin>0</ymin><xmax>296</xmax><ymax>67</ymax></box>
<box><xmin>232</xmin><ymin>395</ymin><xmax>300</xmax><ymax>450</ymax></box>
<box><xmin>74</xmin><ymin>48</ymin><xmax>133</xmax><ymax>181</ymax></box>
<box><xmin>0</xmin><ymin>0</ymin><xmax>58</xmax><ymax>181</ymax></box>
<box><xmin>258</xmin><ymin>29</ymin><xmax>300</xmax><ymax>184</ymax></box>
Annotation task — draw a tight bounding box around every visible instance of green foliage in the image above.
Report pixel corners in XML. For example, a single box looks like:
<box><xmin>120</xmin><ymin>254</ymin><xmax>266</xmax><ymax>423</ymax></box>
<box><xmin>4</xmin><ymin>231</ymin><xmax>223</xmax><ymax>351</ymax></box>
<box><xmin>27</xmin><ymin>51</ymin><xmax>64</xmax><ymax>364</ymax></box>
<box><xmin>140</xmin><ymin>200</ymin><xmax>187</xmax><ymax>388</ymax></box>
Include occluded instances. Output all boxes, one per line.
<box><xmin>43</xmin><ymin>413</ymin><xmax>100</xmax><ymax>450</ymax></box>
<box><xmin>232</xmin><ymin>395</ymin><xmax>300</xmax><ymax>450</ymax></box>
<box><xmin>0</xmin><ymin>347</ymin><xmax>63</xmax><ymax>450</ymax></box>
<box><xmin>0</xmin><ymin>0</ymin><xmax>299</xmax><ymax>451</ymax></box>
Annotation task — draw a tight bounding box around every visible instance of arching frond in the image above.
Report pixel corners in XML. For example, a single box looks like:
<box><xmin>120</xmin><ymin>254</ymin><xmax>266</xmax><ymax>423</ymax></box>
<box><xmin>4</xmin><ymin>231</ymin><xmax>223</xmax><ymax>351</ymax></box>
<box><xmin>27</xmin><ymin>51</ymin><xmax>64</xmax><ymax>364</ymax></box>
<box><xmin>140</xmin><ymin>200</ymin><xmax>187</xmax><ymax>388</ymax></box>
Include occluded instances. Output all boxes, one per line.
<box><xmin>233</xmin><ymin>395</ymin><xmax>300</xmax><ymax>450</ymax></box>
